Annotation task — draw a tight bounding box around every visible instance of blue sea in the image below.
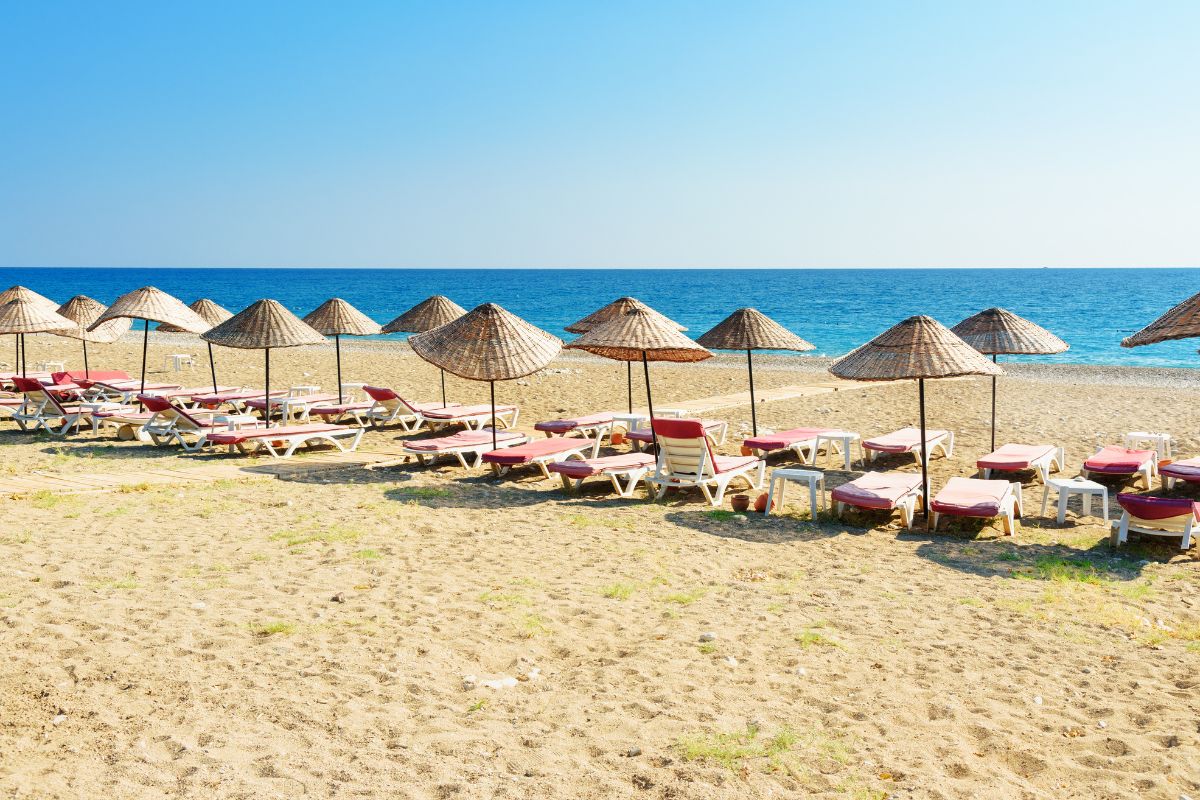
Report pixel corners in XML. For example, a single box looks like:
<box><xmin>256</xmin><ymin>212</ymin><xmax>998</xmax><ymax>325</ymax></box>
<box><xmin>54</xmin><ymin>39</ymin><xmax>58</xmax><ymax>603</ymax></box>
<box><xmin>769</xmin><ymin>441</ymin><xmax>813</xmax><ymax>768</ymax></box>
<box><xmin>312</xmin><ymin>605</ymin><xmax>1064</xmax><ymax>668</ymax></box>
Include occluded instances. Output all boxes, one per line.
<box><xmin>3</xmin><ymin>268</ymin><xmax>1197</xmax><ymax>368</ymax></box>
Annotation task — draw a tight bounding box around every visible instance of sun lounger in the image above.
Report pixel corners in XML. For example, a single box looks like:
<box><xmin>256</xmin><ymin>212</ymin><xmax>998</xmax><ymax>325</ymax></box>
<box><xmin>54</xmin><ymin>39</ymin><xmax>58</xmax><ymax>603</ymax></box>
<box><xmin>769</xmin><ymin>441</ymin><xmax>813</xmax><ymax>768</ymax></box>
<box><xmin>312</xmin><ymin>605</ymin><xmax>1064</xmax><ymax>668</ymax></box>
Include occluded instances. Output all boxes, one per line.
<box><xmin>628</xmin><ymin>419</ymin><xmax>728</xmax><ymax>450</ymax></box>
<box><xmin>54</xmin><ymin>370</ymin><xmax>131</xmax><ymax>387</ymax></box>
<box><xmin>647</xmin><ymin>418</ymin><xmax>764</xmax><ymax>506</ymax></box>
<box><xmin>533</xmin><ymin>412</ymin><xmax>616</xmax><ymax>440</ymax></box>
<box><xmin>930</xmin><ymin>477</ymin><xmax>1023</xmax><ymax>535</ymax></box>
<box><xmin>744</xmin><ymin>426</ymin><xmax>839</xmax><ymax>462</ymax></box>
<box><xmin>135</xmin><ymin>393</ymin><xmax>245</xmax><ymax>450</ymax></box>
<box><xmin>1112</xmin><ymin>494</ymin><xmax>1199</xmax><ymax>550</ymax></box>
<box><xmin>203</xmin><ymin>423</ymin><xmax>364</xmax><ymax>458</ymax></box>
<box><xmin>10</xmin><ymin>376</ymin><xmax>118</xmax><ymax>436</ymax></box>
<box><xmin>548</xmin><ymin>452</ymin><xmax>657</xmax><ymax>497</ymax></box>
<box><xmin>1</xmin><ymin>371</ymin><xmax>52</xmax><ymax>390</ymax></box>
<box><xmin>361</xmin><ymin>386</ymin><xmax>464</xmax><ymax>431</ymax></box>
<box><xmin>863</xmin><ymin>427</ymin><xmax>953</xmax><ymax>463</ymax></box>
<box><xmin>831</xmin><ymin>472</ymin><xmax>924</xmax><ymax>529</ymax></box>
<box><xmin>1161</xmin><ymin>457</ymin><xmax>1200</xmax><ymax>490</ymax></box>
<box><xmin>402</xmin><ymin>429</ymin><xmax>529</xmax><ymax>469</ymax></box>
<box><xmin>977</xmin><ymin>444</ymin><xmax>1064</xmax><ymax>484</ymax></box>
<box><xmin>1081</xmin><ymin>445</ymin><xmax>1157</xmax><ymax>489</ymax></box>
<box><xmin>86</xmin><ymin>380</ymin><xmax>185</xmax><ymax>404</ymax></box>
<box><xmin>482</xmin><ymin>436</ymin><xmax>602</xmax><ymax>478</ymax></box>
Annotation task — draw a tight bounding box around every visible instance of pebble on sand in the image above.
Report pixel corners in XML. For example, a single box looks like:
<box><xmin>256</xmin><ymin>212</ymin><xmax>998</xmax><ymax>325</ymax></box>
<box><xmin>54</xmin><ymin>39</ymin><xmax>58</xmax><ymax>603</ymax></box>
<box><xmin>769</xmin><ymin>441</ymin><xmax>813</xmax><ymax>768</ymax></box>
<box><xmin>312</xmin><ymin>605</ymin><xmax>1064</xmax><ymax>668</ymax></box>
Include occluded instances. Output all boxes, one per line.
<box><xmin>699</xmin><ymin>632</ymin><xmax>716</xmax><ymax>642</ymax></box>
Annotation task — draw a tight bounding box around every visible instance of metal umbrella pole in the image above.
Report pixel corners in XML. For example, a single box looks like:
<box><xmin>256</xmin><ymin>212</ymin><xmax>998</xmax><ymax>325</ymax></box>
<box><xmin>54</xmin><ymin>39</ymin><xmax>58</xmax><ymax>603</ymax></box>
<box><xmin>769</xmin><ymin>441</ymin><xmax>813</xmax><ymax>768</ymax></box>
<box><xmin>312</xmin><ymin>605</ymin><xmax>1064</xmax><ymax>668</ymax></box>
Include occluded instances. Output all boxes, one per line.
<box><xmin>489</xmin><ymin>380</ymin><xmax>497</xmax><ymax>451</ymax></box>
<box><xmin>207</xmin><ymin>342</ymin><xmax>218</xmax><ymax>393</ymax></box>
<box><xmin>335</xmin><ymin>333</ymin><xmax>343</xmax><ymax>404</ymax></box>
<box><xmin>627</xmin><ymin>362</ymin><xmax>633</xmax><ymax>413</ymax></box>
<box><xmin>83</xmin><ymin>339</ymin><xmax>89</xmax><ymax>378</ymax></box>
<box><xmin>440</xmin><ymin>369</ymin><xmax>447</xmax><ymax>407</ymax></box>
<box><xmin>990</xmin><ymin>354</ymin><xmax>998</xmax><ymax>453</ymax></box>
<box><xmin>918</xmin><ymin>378</ymin><xmax>930</xmax><ymax>529</ymax></box>
<box><xmin>747</xmin><ymin>349</ymin><xmax>757</xmax><ymax>436</ymax></box>
<box><xmin>264</xmin><ymin>348</ymin><xmax>271</xmax><ymax>429</ymax></box>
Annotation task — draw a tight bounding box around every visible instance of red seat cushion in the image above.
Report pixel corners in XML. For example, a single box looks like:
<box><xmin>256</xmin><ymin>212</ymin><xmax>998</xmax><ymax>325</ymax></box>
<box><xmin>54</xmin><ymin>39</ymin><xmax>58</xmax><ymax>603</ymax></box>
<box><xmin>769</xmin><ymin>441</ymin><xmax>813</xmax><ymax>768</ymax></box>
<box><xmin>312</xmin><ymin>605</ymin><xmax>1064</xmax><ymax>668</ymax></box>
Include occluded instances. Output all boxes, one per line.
<box><xmin>482</xmin><ymin>437</ymin><xmax>592</xmax><ymax>465</ymax></box>
<box><xmin>1084</xmin><ymin>446</ymin><xmax>1154</xmax><ymax>474</ymax></box>
<box><xmin>205</xmin><ymin>424</ymin><xmax>345</xmax><ymax>445</ymax></box>
<box><xmin>863</xmin><ymin>428</ymin><xmax>947</xmax><ymax>453</ymax></box>
<box><xmin>930</xmin><ymin>477</ymin><xmax>1010</xmax><ymax>517</ymax></box>
<box><xmin>831</xmin><ymin>473</ymin><xmax>922</xmax><ymax>510</ymax></box>
<box><xmin>1159</xmin><ymin>458</ymin><xmax>1200</xmax><ymax>484</ymax></box>
<box><xmin>549</xmin><ymin>453</ymin><xmax>656</xmax><ymax>479</ymax></box>
<box><xmin>403</xmin><ymin>430</ymin><xmax>524</xmax><ymax>452</ymax></box>
<box><xmin>534</xmin><ymin>412</ymin><xmax>614</xmax><ymax>434</ymax></box>
<box><xmin>977</xmin><ymin>444</ymin><xmax>1055</xmax><ymax>471</ymax></box>
<box><xmin>743</xmin><ymin>427</ymin><xmax>835</xmax><ymax>452</ymax></box>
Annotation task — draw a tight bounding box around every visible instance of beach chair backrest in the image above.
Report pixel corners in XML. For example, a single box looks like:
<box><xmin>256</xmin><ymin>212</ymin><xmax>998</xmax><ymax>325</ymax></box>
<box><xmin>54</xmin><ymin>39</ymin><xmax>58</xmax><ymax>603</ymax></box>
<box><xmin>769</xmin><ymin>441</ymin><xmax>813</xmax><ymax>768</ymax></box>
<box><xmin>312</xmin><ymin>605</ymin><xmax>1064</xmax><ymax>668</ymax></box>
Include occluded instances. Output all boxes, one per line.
<box><xmin>13</xmin><ymin>376</ymin><xmax>66</xmax><ymax>414</ymax></box>
<box><xmin>1117</xmin><ymin>493</ymin><xmax>1200</xmax><ymax>522</ymax></box>
<box><xmin>364</xmin><ymin>385</ymin><xmax>407</xmax><ymax>411</ymax></box>
<box><xmin>52</xmin><ymin>370</ymin><xmax>130</xmax><ymax>385</ymax></box>
<box><xmin>651</xmin><ymin>418</ymin><xmax>716</xmax><ymax>480</ymax></box>
<box><xmin>138</xmin><ymin>393</ymin><xmax>206</xmax><ymax>431</ymax></box>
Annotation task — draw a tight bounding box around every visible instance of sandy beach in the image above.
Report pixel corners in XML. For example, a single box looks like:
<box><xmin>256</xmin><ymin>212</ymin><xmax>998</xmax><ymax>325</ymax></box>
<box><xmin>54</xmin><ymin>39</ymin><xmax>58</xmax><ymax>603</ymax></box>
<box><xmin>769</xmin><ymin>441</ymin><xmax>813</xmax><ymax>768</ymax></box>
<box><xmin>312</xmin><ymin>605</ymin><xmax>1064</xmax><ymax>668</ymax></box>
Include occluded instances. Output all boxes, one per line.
<box><xmin>1</xmin><ymin>332</ymin><xmax>1197</xmax><ymax>800</ymax></box>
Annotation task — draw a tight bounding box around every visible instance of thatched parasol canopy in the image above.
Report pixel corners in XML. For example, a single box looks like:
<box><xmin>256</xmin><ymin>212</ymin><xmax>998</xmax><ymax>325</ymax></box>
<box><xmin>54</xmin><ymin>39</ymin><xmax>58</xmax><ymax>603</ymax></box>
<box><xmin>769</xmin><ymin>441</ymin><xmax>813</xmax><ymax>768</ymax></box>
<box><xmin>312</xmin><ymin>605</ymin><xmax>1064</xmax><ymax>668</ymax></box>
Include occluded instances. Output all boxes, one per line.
<box><xmin>565</xmin><ymin>297</ymin><xmax>685</xmax><ymax>334</ymax></box>
<box><xmin>303</xmin><ymin>298</ymin><xmax>382</xmax><ymax>336</ymax></box>
<box><xmin>696</xmin><ymin>308</ymin><xmax>814</xmax><ymax>352</ymax></box>
<box><xmin>0</xmin><ymin>298</ymin><xmax>74</xmax><ymax>334</ymax></box>
<box><xmin>409</xmin><ymin>303</ymin><xmax>561</xmax><ymax>381</ymax></box>
<box><xmin>157</xmin><ymin>298</ymin><xmax>233</xmax><ymax>332</ymax></box>
<box><xmin>90</xmin><ymin>286</ymin><xmax>209</xmax><ymax>334</ymax></box>
<box><xmin>54</xmin><ymin>296</ymin><xmax>132</xmax><ymax>344</ymax></box>
<box><xmin>382</xmin><ymin>295</ymin><xmax>466</xmax><ymax>334</ymax></box>
<box><xmin>302</xmin><ymin>298</ymin><xmax>382</xmax><ymax>403</ymax></box>
<box><xmin>201</xmin><ymin>300</ymin><xmax>326</xmax><ymax>428</ymax></box>
<box><xmin>565</xmin><ymin>308</ymin><xmax>710</xmax><ymax>363</ymax></box>
<box><xmin>0</xmin><ymin>285</ymin><xmax>58</xmax><ymax>313</ymax></box>
<box><xmin>831</xmin><ymin>315</ymin><xmax>1002</xmax><ymax>381</ymax></box>
<box><xmin>201</xmin><ymin>299</ymin><xmax>326</xmax><ymax>350</ymax></box>
<box><xmin>1122</xmin><ymin>290</ymin><xmax>1200</xmax><ymax>348</ymax></box>
<box><xmin>950</xmin><ymin>307</ymin><xmax>1068</xmax><ymax>355</ymax></box>
<box><xmin>695</xmin><ymin>308</ymin><xmax>813</xmax><ymax>435</ymax></box>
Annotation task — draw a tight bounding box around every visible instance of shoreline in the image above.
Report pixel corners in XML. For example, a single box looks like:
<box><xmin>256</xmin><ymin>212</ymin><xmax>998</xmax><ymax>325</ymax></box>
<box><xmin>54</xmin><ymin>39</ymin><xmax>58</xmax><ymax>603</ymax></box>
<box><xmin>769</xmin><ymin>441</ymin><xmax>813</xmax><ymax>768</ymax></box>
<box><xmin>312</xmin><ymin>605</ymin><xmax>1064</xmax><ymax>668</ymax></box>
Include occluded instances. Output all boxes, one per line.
<box><xmin>131</xmin><ymin>330</ymin><xmax>1200</xmax><ymax>388</ymax></box>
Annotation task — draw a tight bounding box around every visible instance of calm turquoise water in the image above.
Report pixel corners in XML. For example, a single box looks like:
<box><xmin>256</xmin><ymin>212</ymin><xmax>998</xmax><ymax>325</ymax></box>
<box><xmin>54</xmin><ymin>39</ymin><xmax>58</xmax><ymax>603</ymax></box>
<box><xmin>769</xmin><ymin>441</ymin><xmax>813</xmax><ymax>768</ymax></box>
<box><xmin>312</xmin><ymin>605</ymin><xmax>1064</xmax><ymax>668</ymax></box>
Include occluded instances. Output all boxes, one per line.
<box><xmin>3</xmin><ymin>268</ymin><xmax>1197</xmax><ymax>367</ymax></box>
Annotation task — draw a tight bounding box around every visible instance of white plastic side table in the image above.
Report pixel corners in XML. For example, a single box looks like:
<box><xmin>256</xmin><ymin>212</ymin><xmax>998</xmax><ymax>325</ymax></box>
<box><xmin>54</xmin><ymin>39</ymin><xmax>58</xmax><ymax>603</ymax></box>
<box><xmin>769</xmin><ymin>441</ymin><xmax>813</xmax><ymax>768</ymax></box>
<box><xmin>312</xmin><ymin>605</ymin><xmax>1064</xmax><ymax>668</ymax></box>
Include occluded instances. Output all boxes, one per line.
<box><xmin>766</xmin><ymin>468</ymin><xmax>826</xmax><ymax>520</ymax></box>
<box><xmin>811</xmin><ymin>430</ymin><xmax>864</xmax><ymax>470</ymax></box>
<box><xmin>1123</xmin><ymin>432</ymin><xmax>1171</xmax><ymax>459</ymax></box>
<box><xmin>1042</xmin><ymin>477</ymin><xmax>1109</xmax><ymax>524</ymax></box>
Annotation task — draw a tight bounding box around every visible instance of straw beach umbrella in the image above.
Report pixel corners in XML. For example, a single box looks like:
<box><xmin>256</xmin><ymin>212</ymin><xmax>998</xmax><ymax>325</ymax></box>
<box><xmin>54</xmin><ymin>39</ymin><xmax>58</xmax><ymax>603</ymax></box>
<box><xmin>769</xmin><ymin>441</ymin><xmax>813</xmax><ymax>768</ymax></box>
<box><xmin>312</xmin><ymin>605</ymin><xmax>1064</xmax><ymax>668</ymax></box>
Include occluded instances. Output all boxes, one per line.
<box><xmin>0</xmin><ymin>286</ymin><xmax>58</xmax><ymax>370</ymax></box>
<box><xmin>951</xmin><ymin>307</ymin><xmax>1068</xmax><ymax>452</ymax></box>
<box><xmin>52</xmin><ymin>296</ymin><xmax>133</xmax><ymax>378</ymax></box>
<box><xmin>1122</xmin><ymin>290</ymin><xmax>1200</xmax><ymax>350</ymax></box>
<box><xmin>201</xmin><ymin>299</ymin><xmax>326</xmax><ymax>428</ymax></box>
<box><xmin>830</xmin><ymin>316</ymin><xmax>1001</xmax><ymax>525</ymax></box>
<box><xmin>0</xmin><ymin>298</ymin><xmax>73</xmax><ymax>376</ymax></box>
<box><xmin>566</xmin><ymin>297</ymin><xmax>686</xmax><ymax>413</ymax></box>
<box><xmin>303</xmin><ymin>299</ymin><xmax>382</xmax><ymax>403</ymax></box>
<box><xmin>565</xmin><ymin>307</ymin><xmax>710</xmax><ymax>423</ymax></box>
<box><xmin>382</xmin><ymin>295</ymin><xmax>467</xmax><ymax>406</ymax></box>
<box><xmin>696</xmin><ymin>308</ymin><xmax>815</xmax><ymax>436</ymax></box>
<box><xmin>90</xmin><ymin>287</ymin><xmax>209</xmax><ymax>395</ymax></box>
<box><xmin>158</xmin><ymin>299</ymin><xmax>234</xmax><ymax>393</ymax></box>
<box><xmin>408</xmin><ymin>303</ymin><xmax>561</xmax><ymax>450</ymax></box>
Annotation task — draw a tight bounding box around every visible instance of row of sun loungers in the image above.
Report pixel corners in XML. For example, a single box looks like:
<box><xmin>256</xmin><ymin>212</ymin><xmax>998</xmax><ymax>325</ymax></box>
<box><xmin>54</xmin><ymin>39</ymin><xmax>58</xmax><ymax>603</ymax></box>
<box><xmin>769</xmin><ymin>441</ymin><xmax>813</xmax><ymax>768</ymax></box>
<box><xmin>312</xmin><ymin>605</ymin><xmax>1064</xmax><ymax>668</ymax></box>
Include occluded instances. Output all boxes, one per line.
<box><xmin>2</xmin><ymin>371</ymin><xmax>1196</xmax><ymax>548</ymax></box>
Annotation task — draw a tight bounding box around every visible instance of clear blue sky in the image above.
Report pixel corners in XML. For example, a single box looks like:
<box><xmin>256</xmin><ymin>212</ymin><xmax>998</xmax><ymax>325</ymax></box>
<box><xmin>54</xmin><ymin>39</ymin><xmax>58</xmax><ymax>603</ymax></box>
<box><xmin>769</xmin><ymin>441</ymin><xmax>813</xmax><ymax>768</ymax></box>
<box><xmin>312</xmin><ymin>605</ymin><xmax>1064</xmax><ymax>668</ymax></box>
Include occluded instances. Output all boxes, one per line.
<box><xmin>2</xmin><ymin>1</ymin><xmax>1197</xmax><ymax>268</ymax></box>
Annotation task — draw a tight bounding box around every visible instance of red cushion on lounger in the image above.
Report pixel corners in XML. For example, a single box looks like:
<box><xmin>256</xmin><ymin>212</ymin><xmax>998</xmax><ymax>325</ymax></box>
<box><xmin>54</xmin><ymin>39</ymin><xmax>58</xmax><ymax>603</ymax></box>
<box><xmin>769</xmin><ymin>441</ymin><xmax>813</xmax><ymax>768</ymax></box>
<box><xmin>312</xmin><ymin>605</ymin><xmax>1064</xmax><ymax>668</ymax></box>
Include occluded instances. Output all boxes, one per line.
<box><xmin>743</xmin><ymin>427</ymin><xmax>836</xmax><ymax>452</ymax></box>
<box><xmin>548</xmin><ymin>453</ymin><xmax>656</xmax><ymax>479</ymax></box>
<box><xmin>863</xmin><ymin>427</ymin><xmax>947</xmax><ymax>453</ymax></box>
<box><xmin>1116</xmin><ymin>493</ymin><xmax>1200</xmax><ymax>522</ymax></box>
<box><xmin>420</xmin><ymin>403</ymin><xmax>514</xmax><ymax>419</ymax></box>
<box><xmin>930</xmin><ymin>477</ymin><xmax>1010</xmax><ymax>517</ymax></box>
<box><xmin>244</xmin><ymin>393</ymin><xmax>339</xmax><ymax>409</ymax></box>
<box><xmin>309</xmin><ymin>401</ymin><xmax>373</xmax><ymax>416</ymax></box>
<box><xmin>1160</xmin><ymin>458</ymin><xmax>1200</xmax><ymax>483</ymax></box>
<box><xmin>977</xmin><ymin>444</ymin><xmax>1055</xmax><ymax>471</ymax></box>
<box><xmin>404</xmin><ymin>430</ymin><xmax>525</xmax><ymax>451</ymax></box>
<box><xmin>482</xmin><ymin>437</ymin><xmax>592</xmax><ymax>465</ymax></box>
<box><xmin>712</xmin><ymin>455</ymin><xmax>759</xmax><ymax>474</ymax></box>
<box><xmin>205</xmin><ymin>424</ymin><xmax>346</xmax><ymax>445</ymax></box>
<box><xmin>831</xmin><ymin>472</ymin><xmax>922</xmax><ymax>510</ymax></box>
<box><xmin>533</xmin><ymin>412</ymin><xmax>614</xmax><ymax>433</ymax></box>
<box><xmin>53</xmin><ymin>370</ymin><xmax>130</xmax><ymax>385</ymax></box>
<box><xmin>1083</xmin><ymin>446</ymin><xmax>1154</xmax><ymax>474</ymax></box>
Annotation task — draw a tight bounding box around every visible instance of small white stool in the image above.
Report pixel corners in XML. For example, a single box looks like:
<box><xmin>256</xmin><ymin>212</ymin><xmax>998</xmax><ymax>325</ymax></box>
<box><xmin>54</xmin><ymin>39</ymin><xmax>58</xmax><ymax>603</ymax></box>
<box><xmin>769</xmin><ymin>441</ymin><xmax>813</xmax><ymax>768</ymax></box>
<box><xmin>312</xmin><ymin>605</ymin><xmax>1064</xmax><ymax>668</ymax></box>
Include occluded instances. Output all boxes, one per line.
<box><xmin>214</xmin><ymin>413</ymin><xmax>259</xmax><ymax>431</ymax></box>
<box><xmin>36</xmin><ymin>360</ymin><xmax>66</xmax><ymax>372</ymax></box>
<box><xmin>1124</xmin><ymin>431</ymin><xmax>1171</xmax><ymax>459</ymax></box>
<box><xmin>766</xmin><ymin>468</ymin><xmax>826</xmax><ymax>520</ymax></box>
<box><xmin>1042</xmin><ymin>477</ymin><xmax>1109</xmax><ymax>524</ymax></box>
<box><xmin>164</xmin><ymin>354</ymin><xmax>195</xmax><ymax>372</ymax></box>
<box><xmin>811</xmin><ymin>430</ymin><xmax>864</xmax><ymax>470</ymax></box>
